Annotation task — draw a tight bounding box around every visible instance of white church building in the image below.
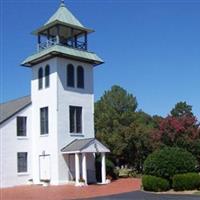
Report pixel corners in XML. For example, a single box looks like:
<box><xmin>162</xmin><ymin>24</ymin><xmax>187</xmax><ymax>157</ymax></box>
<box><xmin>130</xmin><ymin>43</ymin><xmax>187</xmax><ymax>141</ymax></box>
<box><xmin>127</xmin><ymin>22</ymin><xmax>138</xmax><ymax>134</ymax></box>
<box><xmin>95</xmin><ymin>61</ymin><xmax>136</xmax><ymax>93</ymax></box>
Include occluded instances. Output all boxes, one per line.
<box><xmin>0</xmin><ymin>1</ymin><xmax>110</xmax><ymax>188</ymax></box>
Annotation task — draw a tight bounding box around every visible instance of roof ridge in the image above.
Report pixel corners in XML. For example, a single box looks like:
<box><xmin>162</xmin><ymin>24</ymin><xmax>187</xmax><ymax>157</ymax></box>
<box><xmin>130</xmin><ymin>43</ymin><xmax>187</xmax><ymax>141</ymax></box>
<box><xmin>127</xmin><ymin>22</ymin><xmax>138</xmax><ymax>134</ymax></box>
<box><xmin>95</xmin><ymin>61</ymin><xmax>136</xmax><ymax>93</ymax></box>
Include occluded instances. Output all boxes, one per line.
<box><xmin>0</xmin><ymin>95</ymin><xmax>31</xmax><ymax>106</ymax></box>
<box><xmin>78</xmin><ymin>137</ymin><xmax>95</xmax><ymax>141</ymax></box>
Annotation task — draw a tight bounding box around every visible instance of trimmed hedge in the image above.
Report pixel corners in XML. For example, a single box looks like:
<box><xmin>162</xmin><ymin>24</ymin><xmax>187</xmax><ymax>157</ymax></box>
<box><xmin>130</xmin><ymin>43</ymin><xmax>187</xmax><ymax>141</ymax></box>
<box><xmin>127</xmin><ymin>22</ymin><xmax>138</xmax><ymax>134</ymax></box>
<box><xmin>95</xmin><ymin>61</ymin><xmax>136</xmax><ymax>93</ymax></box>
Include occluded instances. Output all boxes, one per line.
<box><xmin>144</xmin><ymin>147</ymin><xmax>197</xmax><ymax>180</ymax></box>
<box><xmin>142</xmin><ymin>175</ymin><xmax>170</xmax><ymax>192</ymax></box>
<box><xmin>172</xmin><ymin>173</ymin><xmax>200</xmax><ymax>191</ymax></box>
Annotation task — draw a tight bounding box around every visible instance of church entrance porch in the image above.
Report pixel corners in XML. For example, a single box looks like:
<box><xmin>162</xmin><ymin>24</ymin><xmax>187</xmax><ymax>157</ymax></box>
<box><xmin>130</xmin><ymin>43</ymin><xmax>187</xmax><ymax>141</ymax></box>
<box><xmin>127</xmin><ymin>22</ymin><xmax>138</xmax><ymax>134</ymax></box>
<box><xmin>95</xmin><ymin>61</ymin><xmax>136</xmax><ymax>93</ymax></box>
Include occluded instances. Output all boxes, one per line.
<box><xmin>61</xmin><ymin>138</ymin><xmax>110</xmax><ymax>186</ymax></box>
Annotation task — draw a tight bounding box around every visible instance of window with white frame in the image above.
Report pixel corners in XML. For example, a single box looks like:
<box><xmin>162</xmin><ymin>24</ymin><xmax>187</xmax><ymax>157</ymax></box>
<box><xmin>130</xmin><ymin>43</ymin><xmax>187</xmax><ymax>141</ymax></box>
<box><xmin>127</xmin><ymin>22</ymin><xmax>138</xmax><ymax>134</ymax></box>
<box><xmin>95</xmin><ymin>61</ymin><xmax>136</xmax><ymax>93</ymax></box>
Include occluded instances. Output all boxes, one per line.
<box><xmin>17</xmin><ymin>152</ymin><xmax>28</xmax><ymax>173</ymax></box>
<box><xmin>69</xmin><ymin>106</ymin><xmax>82</xmax><ymax>133</ymax></box>
<box><xmin>67</xmin><ymin>64</ymin><xmax>75</xmax><ymax>87</ymax></box>
<box><xmin>40</xmin><ymin>107</ymin><xmax>49</xmax><ymax>135</ymax></box>
<box><xmin>45</xmin><ymin>65</ymin><xmax>50</xmax><ymax>88</ymax></box>
<box><xmin>77</xmin><ymin>66</ymin><xmax>84</xmax><ymax>88</ymax></box>
<box><xmin>38</xmin><ymin>67</ymin><xmax>43</xmax><ymax>89</ymax></box>
<box><xmin>17</xmin><ymin>116</ymin><xmax>27</xmax><ymax>137</ymax></box>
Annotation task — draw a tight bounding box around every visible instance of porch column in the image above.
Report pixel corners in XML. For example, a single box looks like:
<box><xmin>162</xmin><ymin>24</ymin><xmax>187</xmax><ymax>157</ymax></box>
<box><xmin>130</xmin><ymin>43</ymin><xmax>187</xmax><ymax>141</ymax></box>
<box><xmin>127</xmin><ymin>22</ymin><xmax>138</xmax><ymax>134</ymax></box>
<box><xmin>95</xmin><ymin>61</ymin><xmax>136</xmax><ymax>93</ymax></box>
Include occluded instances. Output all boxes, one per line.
<box><xmin>75</xmin><ymin>153</ymin><xmax>80</xmax><ymax>185</ymax></box>
<box><xmin>84</xmin><ymin>32</ymin><xmax>88</xmax><ymax>50</ymax></box>
<box><xmin>37</xmin><ymin>34</ymin><xmax>41</xmax><ymax>52</ymax></box>
<box><xmin>82</xmin><ymin>153</ymin><xmax>87</xmax><ymax>185</ymax></box>
<box><xmin>56</xmin><ymin>24</ymin><xmax>60</xmax><ymax>44</ymax></box>
<box><xmin>101</xmin><ymin>152</ymin><xmax>106</xmax><ymax>184</ymax></box>
<box><xmin>70</xmin><ymin>28</ymin><xmax>74</xmax><ymax>47</ymax></box>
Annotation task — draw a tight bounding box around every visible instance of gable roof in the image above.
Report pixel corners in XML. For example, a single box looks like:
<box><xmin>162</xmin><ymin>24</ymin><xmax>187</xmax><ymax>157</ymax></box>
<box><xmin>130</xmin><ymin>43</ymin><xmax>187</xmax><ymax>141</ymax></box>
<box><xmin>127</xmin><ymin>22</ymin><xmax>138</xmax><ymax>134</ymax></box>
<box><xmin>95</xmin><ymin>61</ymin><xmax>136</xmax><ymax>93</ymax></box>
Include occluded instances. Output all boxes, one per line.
<box><xmin>61</xmin><ymin>138</ymin><xmax>110</xmax><ymax>153</ymax></box>
<box><xmin>0</xmin><ymin>96</ymin><xmax>31</xmax><ymax>125</ymax></box>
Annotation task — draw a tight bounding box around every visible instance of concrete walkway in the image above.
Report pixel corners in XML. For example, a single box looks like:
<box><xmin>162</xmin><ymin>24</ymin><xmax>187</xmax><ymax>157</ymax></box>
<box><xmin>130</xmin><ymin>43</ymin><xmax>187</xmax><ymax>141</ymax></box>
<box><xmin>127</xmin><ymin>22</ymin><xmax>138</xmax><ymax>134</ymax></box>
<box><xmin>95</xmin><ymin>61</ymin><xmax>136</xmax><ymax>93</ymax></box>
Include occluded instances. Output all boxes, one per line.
<box><xmin>0</xmin><ymin>178</ymin><xmax>141</xmax><ymax>200</ymax></box>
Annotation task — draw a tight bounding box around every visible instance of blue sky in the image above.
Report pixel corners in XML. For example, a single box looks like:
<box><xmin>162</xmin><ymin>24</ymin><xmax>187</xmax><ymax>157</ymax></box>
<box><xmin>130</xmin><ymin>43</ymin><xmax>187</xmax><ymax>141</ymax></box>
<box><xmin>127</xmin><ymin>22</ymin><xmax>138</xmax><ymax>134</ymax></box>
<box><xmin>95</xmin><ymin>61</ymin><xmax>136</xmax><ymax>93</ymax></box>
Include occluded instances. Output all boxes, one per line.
<box><xmin>1</xmin><ymin>0</ymin><xmax>200</xmax><ymax>120</ymax></box>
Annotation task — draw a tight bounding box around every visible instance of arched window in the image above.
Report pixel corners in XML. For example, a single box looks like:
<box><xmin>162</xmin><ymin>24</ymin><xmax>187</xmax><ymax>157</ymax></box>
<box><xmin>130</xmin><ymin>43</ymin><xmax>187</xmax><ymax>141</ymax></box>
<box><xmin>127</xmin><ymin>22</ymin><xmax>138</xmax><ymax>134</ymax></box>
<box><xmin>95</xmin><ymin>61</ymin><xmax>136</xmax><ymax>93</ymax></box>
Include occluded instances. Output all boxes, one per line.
<box><xmin>67</xmin><ymin>64</ymin><xmax>74</xmax><ymax>87</ymax></box>
<box><xmin>38</xmin><ymin>67</ymin><xmax>43</xmax><ymax>89</ymax></box>
<box><xmin>77</xmin><ymin>66</ymin><xmax>84</xmax><ymax>89</ymax></box>
<box><xmin>45</xmin><ymin>65</ymin><xmax>50</xmax><ymax>88</ymax></box>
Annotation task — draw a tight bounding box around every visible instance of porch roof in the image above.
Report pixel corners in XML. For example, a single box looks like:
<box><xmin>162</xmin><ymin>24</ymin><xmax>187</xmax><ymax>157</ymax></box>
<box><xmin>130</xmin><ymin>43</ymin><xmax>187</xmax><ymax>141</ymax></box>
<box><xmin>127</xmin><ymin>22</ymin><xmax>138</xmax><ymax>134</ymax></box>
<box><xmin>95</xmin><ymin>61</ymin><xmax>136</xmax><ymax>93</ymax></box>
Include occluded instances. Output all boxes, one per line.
<box><xmin>61</xmin><ymin>138</ymin><xmax>110</xmax><ymax>154</ymax></box>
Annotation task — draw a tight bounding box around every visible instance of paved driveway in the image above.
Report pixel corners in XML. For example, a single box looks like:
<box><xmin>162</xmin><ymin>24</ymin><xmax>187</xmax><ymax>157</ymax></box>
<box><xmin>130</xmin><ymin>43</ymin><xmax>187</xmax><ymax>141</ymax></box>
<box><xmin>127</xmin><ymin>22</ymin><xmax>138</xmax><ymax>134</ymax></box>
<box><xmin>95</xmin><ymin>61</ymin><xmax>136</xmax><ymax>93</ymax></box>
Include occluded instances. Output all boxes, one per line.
<box><xmin>87</xmin><ymin>191</ymin><xmax>199</xmax><ymax>200</ymax></box>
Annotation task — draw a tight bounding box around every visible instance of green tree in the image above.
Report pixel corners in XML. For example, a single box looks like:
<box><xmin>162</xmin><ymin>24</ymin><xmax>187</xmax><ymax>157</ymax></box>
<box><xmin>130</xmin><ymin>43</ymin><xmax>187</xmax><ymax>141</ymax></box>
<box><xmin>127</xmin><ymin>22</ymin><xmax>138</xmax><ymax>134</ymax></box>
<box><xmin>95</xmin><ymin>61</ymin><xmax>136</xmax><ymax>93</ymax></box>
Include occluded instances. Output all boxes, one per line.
<box><xmin>95</xmin><ymin>85</ymin><xmax>137</xmax><ymax>165</ymax></box>
<box><xmin>122</xmin><ymin>111</ymin><xmax>155</xmax><ymax>171</ymax></box>
<box><xmin>95</xmin><ymin>85</ymin><xmax>157</xmax><ymax>170</ymax></box>
<box><xmin>170</xmin><ymin>101</ymin><xmax>193</xmax><ymax>117</ymax></box>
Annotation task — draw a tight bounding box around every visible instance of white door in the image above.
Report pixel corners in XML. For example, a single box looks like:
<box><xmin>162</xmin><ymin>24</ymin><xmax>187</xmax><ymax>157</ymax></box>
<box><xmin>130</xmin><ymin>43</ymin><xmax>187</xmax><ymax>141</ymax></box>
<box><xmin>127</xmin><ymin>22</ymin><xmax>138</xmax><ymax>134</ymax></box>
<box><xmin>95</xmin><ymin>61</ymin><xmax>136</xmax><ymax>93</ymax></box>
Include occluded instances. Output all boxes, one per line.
<box><xmin>39</xmin><ymin>155</ymin><xmax>51</xmax><ymax>180</ymax></box>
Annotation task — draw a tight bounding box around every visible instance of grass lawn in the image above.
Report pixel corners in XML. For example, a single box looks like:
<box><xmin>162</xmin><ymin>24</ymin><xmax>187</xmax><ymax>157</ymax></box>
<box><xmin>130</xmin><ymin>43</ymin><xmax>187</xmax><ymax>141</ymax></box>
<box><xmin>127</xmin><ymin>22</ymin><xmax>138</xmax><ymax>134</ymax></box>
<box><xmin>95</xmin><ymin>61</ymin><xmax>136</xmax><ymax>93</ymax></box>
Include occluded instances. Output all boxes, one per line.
<box><xmin>194</xmin><ymin>191</ymin><xmax>200</xmax><ymax>195</ymax></box>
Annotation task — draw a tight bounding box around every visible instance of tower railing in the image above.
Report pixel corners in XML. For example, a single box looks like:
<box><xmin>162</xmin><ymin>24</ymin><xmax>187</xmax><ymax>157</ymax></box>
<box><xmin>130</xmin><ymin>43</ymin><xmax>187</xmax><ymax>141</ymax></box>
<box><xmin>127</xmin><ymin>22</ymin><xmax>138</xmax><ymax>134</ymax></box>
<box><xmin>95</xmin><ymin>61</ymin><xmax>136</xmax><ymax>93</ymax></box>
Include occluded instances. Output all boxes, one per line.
<box><xmin>37</xmin><ymin>37</ymin><xmax>57</xmax><ymax>51</ymax></box>
<box><xmin>37</xmin><ymin>37</ymin><xmax>87</xmax><ymax>52</ymax></box>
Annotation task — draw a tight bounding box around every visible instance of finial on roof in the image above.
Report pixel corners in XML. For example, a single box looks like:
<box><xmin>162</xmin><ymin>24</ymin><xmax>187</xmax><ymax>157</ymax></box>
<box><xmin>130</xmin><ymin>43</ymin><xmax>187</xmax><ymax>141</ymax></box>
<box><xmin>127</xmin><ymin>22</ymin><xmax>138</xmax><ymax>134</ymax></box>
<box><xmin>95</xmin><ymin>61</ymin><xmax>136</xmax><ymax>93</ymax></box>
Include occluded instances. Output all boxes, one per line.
<box><xmin>60</xmin><ymin>0</ymin><xmax>65</xmax><ymax>7</ymax></box>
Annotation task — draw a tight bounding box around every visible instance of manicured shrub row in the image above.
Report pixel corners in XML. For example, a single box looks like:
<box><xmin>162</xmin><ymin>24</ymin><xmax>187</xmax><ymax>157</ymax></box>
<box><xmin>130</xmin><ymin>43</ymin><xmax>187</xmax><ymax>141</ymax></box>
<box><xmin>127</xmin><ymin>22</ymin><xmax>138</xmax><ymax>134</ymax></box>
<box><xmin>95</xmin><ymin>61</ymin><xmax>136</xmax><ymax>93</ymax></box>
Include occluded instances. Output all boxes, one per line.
<box><xmin>142</xmin><ymin>147</ymin><xmax>199</xmax><ymax>192</ymax></box>
<box><xmin>144</xmin><ymin>147</ymin><xmax>197</xmax><ymax>180</ymax></box>
<box><xmin>142</xmin><ymin>175</ymin><xmax>170</xmax><ymax>192</ymax></box>
<box><xmin>172</xmin><ymin>173</ymin><xmax>200</xmax><ymax>191</ymax></box>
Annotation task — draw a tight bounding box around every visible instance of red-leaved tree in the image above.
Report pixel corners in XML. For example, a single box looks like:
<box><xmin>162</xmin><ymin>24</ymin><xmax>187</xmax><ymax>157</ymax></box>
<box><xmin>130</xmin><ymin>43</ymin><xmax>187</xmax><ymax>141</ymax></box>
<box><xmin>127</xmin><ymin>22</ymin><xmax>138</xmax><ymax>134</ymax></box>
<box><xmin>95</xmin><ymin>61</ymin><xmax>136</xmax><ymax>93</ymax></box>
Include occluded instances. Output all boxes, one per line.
<box><xmin>151</xmin><ymin>115</ymin><xmax>200</xmax><ymax>163</ymax></box>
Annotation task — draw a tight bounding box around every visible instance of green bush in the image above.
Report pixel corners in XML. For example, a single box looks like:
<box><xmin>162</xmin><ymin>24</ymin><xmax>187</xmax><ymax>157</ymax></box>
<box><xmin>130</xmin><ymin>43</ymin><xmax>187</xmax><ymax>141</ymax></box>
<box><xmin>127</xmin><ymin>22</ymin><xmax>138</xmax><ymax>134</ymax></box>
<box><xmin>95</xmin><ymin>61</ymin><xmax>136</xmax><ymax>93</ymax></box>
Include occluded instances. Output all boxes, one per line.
<box><xmin>96</xmin><ymin>157</ymin><xmax>118</xmax><ymax>181</ymax></box>
<box><xmin>142</xmin><ymin>175</ymin><xmax>170</xmax><ymax>192</ymax></box>
<box><xmin>144</xmin><ymin>147</ymin><xmax>197</xmax><ymax>180</ymax></box>
<box><xmin>106</xmin><ymin>159</ymin><xmax>118</xmax><ymax>179</ymax></box>
<box><xmin>113</xmin><ymin>168</ymin><xmax>120</xmax><ymax>178</ymax></box>
<box><xmin>172</xmin><ymin>173</ymin><xmax>200</xmax><ymax>191</ymax></box>
<box><xmin>118</xmin><ymin>168</ymin><xmax>131</xmax><ymax>178</ymax></box>
<box><xmin>128</xmin><ymin>170</ymin><xmax>141</xmax><ymax>178</ymax></box>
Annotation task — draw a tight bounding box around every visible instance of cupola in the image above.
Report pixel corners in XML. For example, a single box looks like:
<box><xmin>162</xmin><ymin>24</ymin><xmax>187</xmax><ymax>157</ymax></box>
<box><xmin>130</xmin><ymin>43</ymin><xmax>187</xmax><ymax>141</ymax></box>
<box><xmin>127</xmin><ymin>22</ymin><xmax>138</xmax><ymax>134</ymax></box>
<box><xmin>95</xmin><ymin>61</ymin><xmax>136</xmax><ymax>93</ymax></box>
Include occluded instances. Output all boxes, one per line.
<box><xmin>21</xmin><ymin>1</ymin><xmax>103</xmax><ymax>67</ymax></box>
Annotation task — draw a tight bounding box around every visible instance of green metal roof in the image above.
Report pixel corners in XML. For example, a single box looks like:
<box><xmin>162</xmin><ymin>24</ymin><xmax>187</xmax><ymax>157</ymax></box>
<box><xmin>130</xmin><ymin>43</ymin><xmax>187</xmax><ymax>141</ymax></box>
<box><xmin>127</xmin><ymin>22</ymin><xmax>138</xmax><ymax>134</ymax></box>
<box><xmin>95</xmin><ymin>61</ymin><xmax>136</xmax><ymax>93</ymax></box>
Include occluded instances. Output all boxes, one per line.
<box><xmin>21</xmin><ymin>45</ymin><xmax>104</xmax><ymax>67</ymax></box>
<box><xmin>32</xmin><ymin>2</ymin><xmax>93</xmax><ymax>35</ymax></box>
<box><xmin>45</xmin><ymin>2</ymin><xmax>83</xmax><ymax>28</ymax></box>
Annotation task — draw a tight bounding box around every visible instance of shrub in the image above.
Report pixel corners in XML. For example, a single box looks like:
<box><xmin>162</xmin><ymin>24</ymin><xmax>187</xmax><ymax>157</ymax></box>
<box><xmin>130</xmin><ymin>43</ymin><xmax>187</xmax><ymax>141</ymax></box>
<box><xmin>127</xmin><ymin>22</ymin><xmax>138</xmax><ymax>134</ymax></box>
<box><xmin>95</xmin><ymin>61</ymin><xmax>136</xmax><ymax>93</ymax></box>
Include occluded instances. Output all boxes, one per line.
<box><xmin>118</xmin><ymin>168</ymin><xmax>131</xmax><ymax>178</ymax></box>
<box><xmin>118</xmin><ymin>168</ymin><xmax>141</xmax><ymax>178</ymax></box>
<box><xmin>96</xmin><ymin>157</ymin><xmax>118</xmax><ymax>181</ymax></box>
<box><xmin>106</xmin><ymin>159</ymin><xmax>118</xmax><ymax>179</ymax></box>
<box><xmin>144</xmin><ymin>147</ymin><xmax>197</xmax><ymax>180</ymax></box>
<box><xmin>142</xmin><ymin>175</ymin><xmax>170</xmax><ymax>192</ymax></box>
<box><xmin>113</xmin><ymin>168</ymin><xmax>120</xmax><ymax>178</ymax></box>
<box><xmin>128</xmin><ymin>170</ymin><xmax>141</xmax><ymax>178</ymax></box>
<box><xmin>172</xmin><ymin>173</ymin><xmax>200</xmax><ymax>191</ymax></box>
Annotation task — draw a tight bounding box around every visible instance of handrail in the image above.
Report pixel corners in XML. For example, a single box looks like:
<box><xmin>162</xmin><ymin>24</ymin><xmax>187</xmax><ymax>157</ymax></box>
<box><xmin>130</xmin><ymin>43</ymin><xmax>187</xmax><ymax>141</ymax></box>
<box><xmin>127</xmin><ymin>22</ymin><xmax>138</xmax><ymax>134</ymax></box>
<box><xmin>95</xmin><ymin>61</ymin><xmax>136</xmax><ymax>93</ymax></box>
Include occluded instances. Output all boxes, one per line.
<box><xmin>38</xmin><ymin>38</ymin><xmax>87</xmax><ymax>52</ymax></box>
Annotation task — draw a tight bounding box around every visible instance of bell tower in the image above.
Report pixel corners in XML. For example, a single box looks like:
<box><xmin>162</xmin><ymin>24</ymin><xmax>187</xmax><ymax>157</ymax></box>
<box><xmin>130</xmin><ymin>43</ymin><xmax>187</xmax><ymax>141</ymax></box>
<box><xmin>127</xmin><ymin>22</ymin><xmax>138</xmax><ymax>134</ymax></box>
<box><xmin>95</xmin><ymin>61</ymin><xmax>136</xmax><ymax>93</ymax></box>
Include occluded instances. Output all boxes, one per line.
<box><xmin>22</xmin><ymin>1</ymin><xmax>103</xmax><ymax>66</ymax></box>
<box><xmin>21</xmin><ymin>1</ymin><xmax>104</xmax><ymax>185</ymax></box>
